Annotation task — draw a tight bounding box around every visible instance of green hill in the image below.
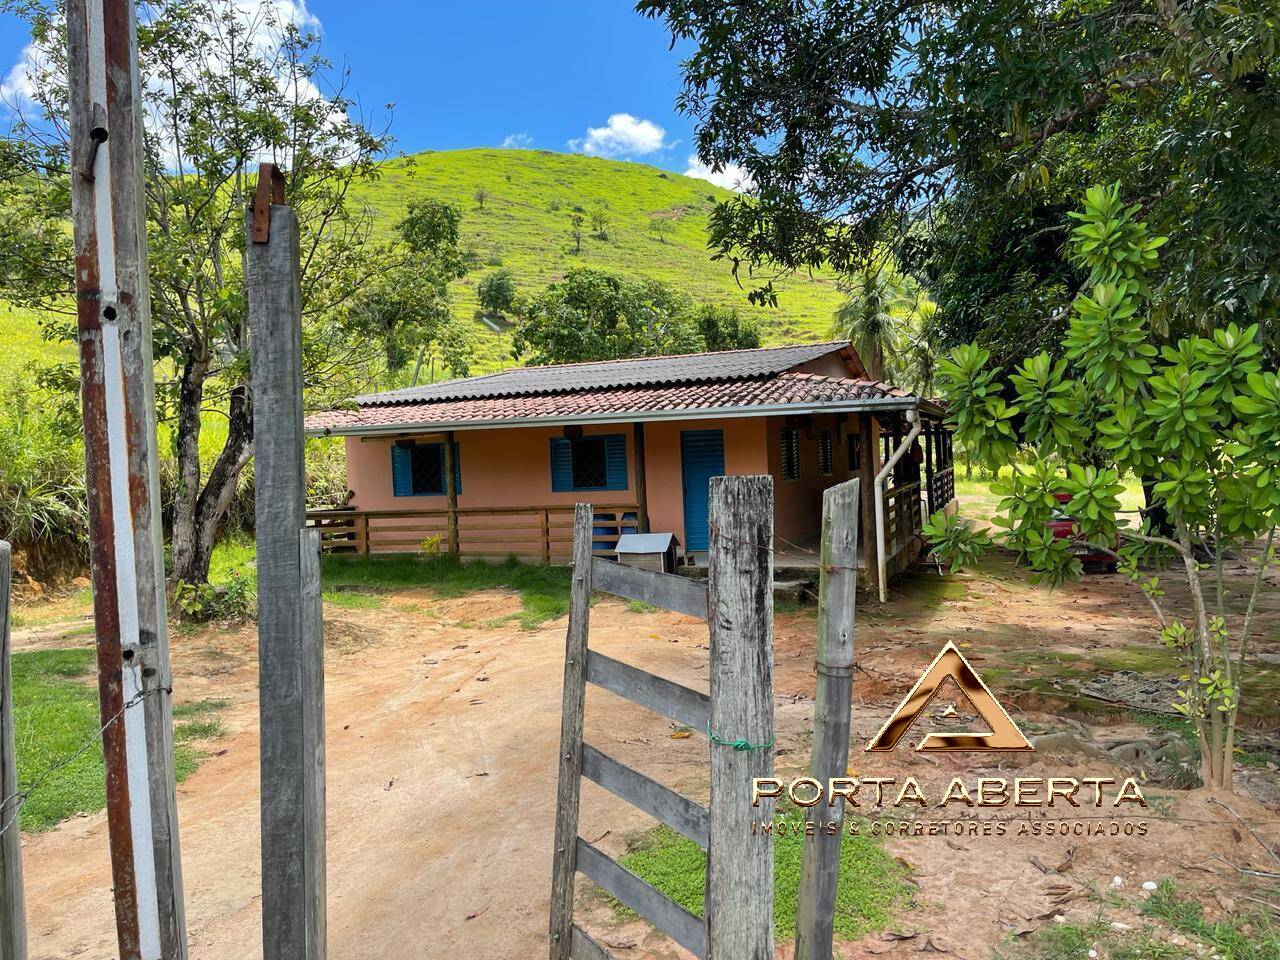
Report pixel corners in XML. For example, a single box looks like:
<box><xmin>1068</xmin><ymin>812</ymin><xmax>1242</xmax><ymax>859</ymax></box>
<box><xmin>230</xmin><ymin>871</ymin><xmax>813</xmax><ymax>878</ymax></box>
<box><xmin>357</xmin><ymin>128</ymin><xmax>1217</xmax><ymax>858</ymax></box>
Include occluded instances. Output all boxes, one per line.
<box><xmin>1</xmin><ymin>149</ymin><xmax>846</xmax><ymax>382</ymax></box>
<box><xmin>352</xmin><ymin>149</ymin><xmax>845</xmax><ymax>371</ymax></box>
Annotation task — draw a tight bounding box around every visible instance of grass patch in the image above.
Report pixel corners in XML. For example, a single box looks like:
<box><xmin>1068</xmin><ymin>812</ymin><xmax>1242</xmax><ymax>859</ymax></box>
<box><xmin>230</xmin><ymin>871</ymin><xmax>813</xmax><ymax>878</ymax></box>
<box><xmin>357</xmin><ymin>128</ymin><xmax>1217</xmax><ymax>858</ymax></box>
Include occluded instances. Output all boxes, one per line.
<box><xmin>627</xmin><ymin>600</ymin><xmax>659</xmax><ymax>614</ymax></box>
<box><xmin>321</xmin><ymin>590</ymin><xmax>386</xmax><ymax>610</ymax></box>
<box><xmin>1143</xmin><ymin>880</ymin><xmax>1280</xmax><ymax>960</ymax></box>
<box><xmin>614</xmin><ymin>816</ymin><xmax>910</xmax><ymax>941</ymax></box>
<box><xmin>322</xmin><ymin>553</ymin><xmax>572</xmax><ymax>629</ymax></box>
<box><xmin>11</xmin><ymin>649</ymin><xmax>228</xmax><ymax>832</ymax></box>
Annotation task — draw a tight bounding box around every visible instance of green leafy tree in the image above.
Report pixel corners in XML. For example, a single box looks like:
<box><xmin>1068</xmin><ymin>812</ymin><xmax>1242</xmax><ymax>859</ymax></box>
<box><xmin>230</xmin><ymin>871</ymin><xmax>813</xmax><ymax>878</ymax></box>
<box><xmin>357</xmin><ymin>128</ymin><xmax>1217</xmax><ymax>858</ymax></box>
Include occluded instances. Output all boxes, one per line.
<box><xmin>513</xmin><ymin>269</ymin><xmax>762</xmax><ymax>366</ymax></box>
<box><xmin>0</xmin><ymin>0</ymin><xmax>391</xmax><ymax>584</ymax></box>
<box><xmin>924</xmin><ymin>185</ymin><xmax>1279</xmax><ymax>792</ymax></box>
<box><xmin>648</xmin><ymin>217</ymin><xmax>673</xmax><ymax>243</ymax></box>
<box><xmin>347</xmin><ymin>199</ymin><xmax>471</xmax><ymax>381</ymax></box>
<box><xmin>590</xmin><ymin>208</ymin><xmax>609</xmax><ymax>239</ymax></box>
<box><xmin>639</xmin><ymin>1</ymin><xmax>1280</xmax><ymax>357</ymax></box>
<box><xmin>568</xmin><ymin>213</ymin><xmax>585</xmax><ymax>254</ymax></box>
<box><xmin>473</xmin><ymin>186</ymin><xmax>489</xmax><ymax>210</ymax></box>
<box><xmin>477</xmin><ymin>269</ymin><xmax>519</xmax><ymax>322</ymax></box>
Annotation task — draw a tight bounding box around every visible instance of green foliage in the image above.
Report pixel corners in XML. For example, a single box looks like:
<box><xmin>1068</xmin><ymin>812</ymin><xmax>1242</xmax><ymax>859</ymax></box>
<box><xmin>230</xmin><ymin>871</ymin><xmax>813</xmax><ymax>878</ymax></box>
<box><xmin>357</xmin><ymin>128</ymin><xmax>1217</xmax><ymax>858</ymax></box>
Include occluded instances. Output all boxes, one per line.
<box><xmin>512</xmin><ymin>268</ymin><xmax>761</xmax><ymax>365</ymax></box>
<box><xmin>920</xmin><ymin>511</ymin><xmax>992</xmax><ymax>574</ymax></box>
<box><xmin>643</xmin><ymin>0</ymin><xmax>1280</xmax><ymax>353</ymax></box>
<box><xmin>1142</xmin><ymin>881</ymin><xmax>1280</xmax><ymax>960</ymax></box>
<box><xmin>476</xmin><ymin>269</ymin><xmax>519</xmax><ymax>321</ymax></box>
<box><xmin>616</xmin><ymin>818</ymin><xmax>909</xmax><ymax>940</ymax></box>
<box><xmin>0</xmin><ymin>378</ymin><xmax>87</xmax><ymax>577</ymax></box>
<box><xmin>10</xmin><ymin>649</ymin><xmax>225</xmax><ymax>832</ymax></box>
<box><xmin>931</xmin><ymin>184</ymin><xmax>1280</xmax><ymax>789</ymax></box>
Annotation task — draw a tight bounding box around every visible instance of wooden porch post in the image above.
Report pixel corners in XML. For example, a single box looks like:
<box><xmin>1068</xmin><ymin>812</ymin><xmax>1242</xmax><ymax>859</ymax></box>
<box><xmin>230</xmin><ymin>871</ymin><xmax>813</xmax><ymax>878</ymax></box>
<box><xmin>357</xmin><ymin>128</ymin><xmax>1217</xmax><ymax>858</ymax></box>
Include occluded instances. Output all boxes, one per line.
<box><xmin>923</xmin><ymin>421</ymin><xmax>936</xmax><ymax>517</ymax></box>
<box><xmin>633</xmin><ymin>422</ymin><xmax>651</xmax><ymax>534</ymax></box>
<box><xmin>857</xmin><ymin>414</ymin><xmax>879</xmax><ymax>597</ymax></box>
<box><xmin>443</xmin><ymin>431</ymin><xmax>459</xmax><ymax>556</ymax></box>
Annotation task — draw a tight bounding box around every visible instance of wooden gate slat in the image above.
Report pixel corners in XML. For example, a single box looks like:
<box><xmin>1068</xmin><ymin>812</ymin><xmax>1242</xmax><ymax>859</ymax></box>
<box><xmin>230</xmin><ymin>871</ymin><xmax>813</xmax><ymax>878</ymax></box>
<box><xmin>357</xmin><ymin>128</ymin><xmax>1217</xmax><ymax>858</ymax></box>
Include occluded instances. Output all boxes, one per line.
<box><xmin>590</xmin><ymin>558</ymin><xmax>708</xmax><ymax>620</ymax></box>
<box><xmin>586</xmin><ymin>651</ymin><xmax>709</xmax><ymax>732</ymax></box>
<box><xmin>575</xmin><ymin>839</ymin><xmax>706</xmax><ymax>959</ymax></box>
<box><xmin>570</xmin><ymin>924</ymin><xmax>613</xmax><ymax>960</ymax></box>
<box><xmin>582</xmin><ymin>744</ymin><xmax>709</xmax><ymax>848</ymax></box>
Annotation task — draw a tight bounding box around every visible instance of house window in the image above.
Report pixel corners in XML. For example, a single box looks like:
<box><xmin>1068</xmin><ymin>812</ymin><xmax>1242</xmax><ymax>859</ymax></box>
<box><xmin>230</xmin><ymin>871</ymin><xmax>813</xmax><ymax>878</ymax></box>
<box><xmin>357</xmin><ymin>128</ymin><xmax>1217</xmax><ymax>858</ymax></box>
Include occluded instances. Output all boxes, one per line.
<box><xmin>818</xmin><ymin>430</ymin><xmax>834</xmax><ymax>476</ymax></box>
<box><xmin>550</xmin><ymin>434</ymin><xmax>628</xmax><ymax>491</ymax></box>
<box><xmin>391</xmin><ymin>441</ymin><xmax>461</xmax><ymax>497</ymax></box>
<box><xmin>847</xmin><ymin>434</ymin><xmax>862</xmax><ymax>472</ymax></box>
<box><xmin>780</xmin><ymin>426</ymin><xmax>801</xmax><ymax>482</ymax></box>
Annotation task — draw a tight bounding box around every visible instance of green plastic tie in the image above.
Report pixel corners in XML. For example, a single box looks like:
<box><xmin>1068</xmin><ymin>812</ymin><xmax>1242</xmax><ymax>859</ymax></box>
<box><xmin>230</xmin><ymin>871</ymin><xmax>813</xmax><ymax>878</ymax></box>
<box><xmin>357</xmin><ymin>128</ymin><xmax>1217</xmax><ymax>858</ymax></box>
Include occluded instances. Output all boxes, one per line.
<box><xmin>706</xmin><ymin>724</ymin><xmax>776</xmax><ymax>752</ymax></box>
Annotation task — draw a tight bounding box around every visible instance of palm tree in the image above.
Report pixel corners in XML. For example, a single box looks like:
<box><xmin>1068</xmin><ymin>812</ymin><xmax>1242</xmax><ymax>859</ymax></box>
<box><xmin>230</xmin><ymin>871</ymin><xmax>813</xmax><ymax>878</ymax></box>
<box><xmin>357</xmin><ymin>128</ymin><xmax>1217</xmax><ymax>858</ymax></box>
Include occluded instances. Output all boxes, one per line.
<box><xmin>832</xmin><ymin>266</ymin><xmax>909</xmax><ymax>382</ymax></box>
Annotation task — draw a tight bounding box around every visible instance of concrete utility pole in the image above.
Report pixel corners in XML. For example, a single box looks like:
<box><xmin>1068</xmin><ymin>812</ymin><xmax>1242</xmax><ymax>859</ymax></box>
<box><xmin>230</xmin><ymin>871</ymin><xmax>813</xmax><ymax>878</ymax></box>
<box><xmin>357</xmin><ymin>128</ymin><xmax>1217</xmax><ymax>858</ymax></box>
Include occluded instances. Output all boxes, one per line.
<box><xmin>65</xmin><ymin>2</ymin><xmax>187</xmax><ymax>957</ymax></box>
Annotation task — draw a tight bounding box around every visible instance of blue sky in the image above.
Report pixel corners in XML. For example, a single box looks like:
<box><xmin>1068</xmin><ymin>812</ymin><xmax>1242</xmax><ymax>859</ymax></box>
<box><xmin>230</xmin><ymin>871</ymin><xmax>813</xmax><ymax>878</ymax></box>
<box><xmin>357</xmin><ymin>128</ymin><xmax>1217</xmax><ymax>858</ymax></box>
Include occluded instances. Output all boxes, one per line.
<box><xmin>0</xmin><ymin>1</ymin><xmax>746</xmax><ymax>187</ymax></box>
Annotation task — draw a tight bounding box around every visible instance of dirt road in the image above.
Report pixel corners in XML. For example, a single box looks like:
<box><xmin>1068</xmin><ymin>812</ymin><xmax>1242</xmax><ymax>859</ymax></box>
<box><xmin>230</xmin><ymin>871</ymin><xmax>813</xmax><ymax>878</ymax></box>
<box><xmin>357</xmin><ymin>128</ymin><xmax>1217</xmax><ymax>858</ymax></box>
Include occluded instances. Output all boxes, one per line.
<box><xmin>14</xmin><ymin>562</ymin><xmax>1280</xmax><ymax>959</ymax></box>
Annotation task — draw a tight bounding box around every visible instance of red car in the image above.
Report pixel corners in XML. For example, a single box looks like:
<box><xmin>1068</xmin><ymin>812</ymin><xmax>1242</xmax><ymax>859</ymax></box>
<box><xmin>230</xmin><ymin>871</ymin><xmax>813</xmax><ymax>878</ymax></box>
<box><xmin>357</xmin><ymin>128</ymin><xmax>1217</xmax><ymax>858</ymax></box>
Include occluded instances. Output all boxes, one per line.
<box><xmin>1048</xmin><ymin>493</ymin><xmax>1117</xmax><ymax>572</ymax></box>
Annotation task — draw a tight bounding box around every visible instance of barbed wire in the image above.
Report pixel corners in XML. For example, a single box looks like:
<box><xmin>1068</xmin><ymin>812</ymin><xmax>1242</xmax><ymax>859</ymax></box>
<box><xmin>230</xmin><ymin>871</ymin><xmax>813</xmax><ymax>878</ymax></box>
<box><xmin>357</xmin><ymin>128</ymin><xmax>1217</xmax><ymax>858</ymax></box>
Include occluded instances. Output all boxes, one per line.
<box><xmin>0</xmin><ymin>684</ymin><xmax>169</xmax><ymax>840</ymax></box>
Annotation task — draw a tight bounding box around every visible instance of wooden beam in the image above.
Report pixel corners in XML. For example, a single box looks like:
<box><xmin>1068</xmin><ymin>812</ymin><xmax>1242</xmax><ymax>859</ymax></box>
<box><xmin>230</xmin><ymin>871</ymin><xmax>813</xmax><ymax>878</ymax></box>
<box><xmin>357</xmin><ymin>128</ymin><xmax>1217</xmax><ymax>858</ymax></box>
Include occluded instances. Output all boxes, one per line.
<box><xmin>586</xmin><ymin>651</ymin><xmax>709</xmax><ymax>732</ymax></box>
<box><xmin>795</xmin><ymin>480</ymin><xmax>859</xmax><ymax>960</ymax></box>
<box><xmin>633</xmin><ymin>422</ymin><xmax>650</xmax><ymax>533</ymax></box>
<box><xmin>857</xmin><ymin>414</ymin><xmax>879</xmax><ymax>597</ymax></box>
<box><xmin>706</xmin><ymin>475</ymin><xmax>774</xmax><ymax>960</ymax></box>
<box><xmin>582</xmin><ymin>744</ymin><xmax>709</xmax><ymax>848</ymax></box>
<box><xmin>575</xmin><ymin>840</ymin><xmax>706</xmax><ymax>958</ymax></box>
<box><xmin>549</xmin><ymin>505</ymin><xmax>594</xmax><ymax>960</ymax></box>
<box><xmin>590</xmin><ymin>558</ymin><xmax>708</xmax><ymax>620</ymax></box>
<box><xmin>443</xmin><ymin>431</ymin><xmax>459</xmax><ymax>556</ymax></box>
<box><xmin>0</xmin><ymin>542</ymin><xmax>27</xmax><ymax>960</ymax></box>
<box><xmin>248</xmin><ymin>202</ymin><xmax>326</xmax><ymax>960</ymax></box>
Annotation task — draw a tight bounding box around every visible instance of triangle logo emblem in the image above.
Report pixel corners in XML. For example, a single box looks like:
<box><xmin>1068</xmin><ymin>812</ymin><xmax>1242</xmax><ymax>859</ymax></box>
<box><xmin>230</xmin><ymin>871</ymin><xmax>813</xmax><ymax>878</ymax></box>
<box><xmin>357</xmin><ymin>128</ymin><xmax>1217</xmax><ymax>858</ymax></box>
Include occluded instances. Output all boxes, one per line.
<box><xmin>866</xmin><ymin>641</ymin><xmax>1033</xmax><ymax>752</ymax></box>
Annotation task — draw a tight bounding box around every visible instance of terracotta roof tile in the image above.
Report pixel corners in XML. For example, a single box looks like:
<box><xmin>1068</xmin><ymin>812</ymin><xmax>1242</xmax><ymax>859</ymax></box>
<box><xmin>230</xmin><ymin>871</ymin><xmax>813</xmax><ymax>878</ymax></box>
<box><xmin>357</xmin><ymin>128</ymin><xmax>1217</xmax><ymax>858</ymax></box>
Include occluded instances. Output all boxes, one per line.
<box><xmin>307</xmin><ymin>371</ymin><xmax>922</xmax><ymax>434</ymax></box>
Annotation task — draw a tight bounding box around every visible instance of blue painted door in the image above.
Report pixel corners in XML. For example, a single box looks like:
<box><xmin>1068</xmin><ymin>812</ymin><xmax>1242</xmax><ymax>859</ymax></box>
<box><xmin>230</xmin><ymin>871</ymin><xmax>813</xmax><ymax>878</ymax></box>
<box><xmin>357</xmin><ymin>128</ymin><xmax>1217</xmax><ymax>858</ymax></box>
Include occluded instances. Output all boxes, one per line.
<box><xmin>680</xmin><ymin>429</ymin><xmax>725</xmax><ymax>551</ymax></box>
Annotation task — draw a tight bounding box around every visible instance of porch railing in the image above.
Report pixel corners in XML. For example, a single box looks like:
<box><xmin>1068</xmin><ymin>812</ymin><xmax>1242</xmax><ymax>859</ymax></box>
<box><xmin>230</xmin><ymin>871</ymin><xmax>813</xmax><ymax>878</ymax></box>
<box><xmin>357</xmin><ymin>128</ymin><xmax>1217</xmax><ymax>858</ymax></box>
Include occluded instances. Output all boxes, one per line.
<box><xmin>882</xmin><ymin>481</ymin><xmax>923</xmax><ymax>560</ymax></box>
<box><xmin>927</xmin><ymin>466</ymin><xmax>956</xmax><ymax>516</ymax></box>
<box><xmin>305</xmin><ymin>504</ymin><xmax>641</xmax><ymax>562</ymax></box>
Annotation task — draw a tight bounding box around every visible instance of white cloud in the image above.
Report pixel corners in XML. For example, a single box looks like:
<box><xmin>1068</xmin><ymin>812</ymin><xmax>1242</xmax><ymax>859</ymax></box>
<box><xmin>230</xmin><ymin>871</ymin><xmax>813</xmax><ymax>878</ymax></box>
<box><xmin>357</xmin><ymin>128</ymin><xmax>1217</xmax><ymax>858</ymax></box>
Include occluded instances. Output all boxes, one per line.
<box><xmin>0</xmin><ymin>42</ymin><xmax>45</xmax><ymax>107</ymax></box>
<box><xmin>501</xmin><ymin>132</ymin><xmax>533</xmax><ymax>149</ymax></box>
<box><xmin>684</xmin><ymin>154</ymin><xmax>755</xmax><ymax>193</ymax></box>
<box><xmin>569</xmin><ymin>113</ymin><xmax>667</xmax><ymax>158</ymax></box>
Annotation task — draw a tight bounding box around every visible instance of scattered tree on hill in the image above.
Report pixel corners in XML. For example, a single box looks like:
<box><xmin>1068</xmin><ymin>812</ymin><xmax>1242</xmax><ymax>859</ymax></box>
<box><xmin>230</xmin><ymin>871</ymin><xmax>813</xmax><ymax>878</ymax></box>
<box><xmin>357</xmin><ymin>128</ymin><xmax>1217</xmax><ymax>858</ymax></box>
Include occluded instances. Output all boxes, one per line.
<box><xmin>348</xmin><ymin>198</ymin><xmax>472</xmax><ymax>380</ymax></box>
<box><xmin>924</xmin><ymin>186</ymin><xmax>1280</xmax><ymax>793</ymax></box>
<box><xmin>512</xmin><ymin>268</ymin><xmax>760</xmax><ymax>365</ymax></box>
<box><xmin>639</xmin><ymin>1</ymin><xmax>1280</xmax><ymax>361</ymax></box>
<box><xmin>0</xmin><ymin>0</ymin><xmax>391</xmax><ymax>585</ymax></box>
<box><xmin>590</xmin><ymin>208</ymin><xmax>609</xmax><ymax>240</ymax></box>
<box><xmin>568</xmin><ymin>213</ymin><xmax>585</xmax><ymax>253</ymax></box>
<box><xmin>648</xmin><ymin>217</ymin><xmax>673</xmax><ymax>243</ymax></box>
<box><xmin>477</xmin><ymin>269</ymin><xmax>519</xmax><ymax>322</ymax></box>
<box><xmin>473</xmin><ymin>186</ymin><xmax>490</xmax><ymax>210</ymax></box>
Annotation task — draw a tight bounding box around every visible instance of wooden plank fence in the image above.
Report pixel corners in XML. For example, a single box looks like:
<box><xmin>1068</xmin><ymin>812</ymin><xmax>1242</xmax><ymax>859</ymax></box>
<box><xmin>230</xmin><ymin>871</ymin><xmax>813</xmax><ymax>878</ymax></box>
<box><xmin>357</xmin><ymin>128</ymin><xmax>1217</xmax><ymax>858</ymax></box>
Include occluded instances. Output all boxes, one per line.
<box><xmin>549</xmin><ymin>476</ymin><xmax>776</xmax><ymax>960</ymax></box>
<box><xmin>1</xmin><ymin>542</ymin><xmax>27</xmax><ymax>960</ymax></box>
<box><xmin>306</xmin><ymin>504</ymin><xmax>640</xmax><ymax>562</ymax></box>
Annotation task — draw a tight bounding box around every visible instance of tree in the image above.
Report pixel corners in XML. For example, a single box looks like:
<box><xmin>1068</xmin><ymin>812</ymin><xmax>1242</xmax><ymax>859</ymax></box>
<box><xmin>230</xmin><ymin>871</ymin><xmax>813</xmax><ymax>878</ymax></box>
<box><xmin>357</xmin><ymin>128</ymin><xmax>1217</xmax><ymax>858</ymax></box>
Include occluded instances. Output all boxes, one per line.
<box><xmin>924</xmin><ymin>185</ymin><xmax>1280</xmax><ymax>792</ymax></box>
<box><xmin>473</xmin><ymin>186</ymin><xmax>489</xmax><ymax>210</ymax></box>
<box><xmin>477</xmin><ymin>269</ymin><xmax>518</xmax><ymax>321</ymax></box>
<box><xmin>0</xmin><ymin>0</ymin><xmax>391</xmax><ymax>584</ymax></box>
<box><xmin>648</xmin><ymin>217</ymin><xmax>673</xmax><ymax>243</ymax></box>
<box><xmin>568</xmin><ymin>213</ymin><xmax>585</xmax><ymax>253</ymax></box>
<box><xmin>590</xmin><ymin>208</ymin><xmax>609</xmax><ymax>239</ymax></box>
<box><xmin>693</xmin><ymin>304</ymin><xmax>760</xmax><ymax>353</ymax></box>
<box><xmin>512</xmin><ymin>269</ymin><xmax>759</xmax><ymax>365</ymax></box>
<box><xmin>638</xmin><ymin>1</ymin><xmax>1280</xmax><ymax>356</ymax></box>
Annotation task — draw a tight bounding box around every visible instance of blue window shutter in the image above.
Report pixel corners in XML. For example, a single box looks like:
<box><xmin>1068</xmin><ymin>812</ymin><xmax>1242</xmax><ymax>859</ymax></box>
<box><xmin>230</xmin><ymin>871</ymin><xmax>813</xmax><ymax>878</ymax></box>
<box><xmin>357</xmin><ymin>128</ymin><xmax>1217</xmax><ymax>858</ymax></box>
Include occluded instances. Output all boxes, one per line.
<box><xmin>452</xmin><ymin>441</ymin><xmax>462</xmax><ymax>494</ymax></box>
<box><xmin>391</xmin><ymin>445</ymin><xmax>413</xmax><ymax>497</ymax></box>
<box><xmin>604</xmin><ymin>434</ymin><xmax>628</xmax><ymax>491</ymax></box>
<box><xmin>550</xmin><ymin>437</ymin><xmax>572</xmax><ymax>492</ymax></box>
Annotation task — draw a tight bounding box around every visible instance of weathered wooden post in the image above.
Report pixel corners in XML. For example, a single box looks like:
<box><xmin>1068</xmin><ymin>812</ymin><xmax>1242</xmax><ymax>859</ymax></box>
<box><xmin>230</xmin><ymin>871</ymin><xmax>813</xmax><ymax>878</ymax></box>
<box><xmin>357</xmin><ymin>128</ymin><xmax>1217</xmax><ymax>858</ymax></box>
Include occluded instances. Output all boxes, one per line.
<box><xmin>706</xmin><ymin>475</ymin><xmax>775</xmax><ymax>960</ymax></box>
<box><xmin>1</xmin><ymin>542</ymin><xmax>27</xmax><ymax>960</ymax></box>
<box><xmin>548</xmin><ymin>505</ymin><xmax>593</xmax><ymax>960</ymax></box>
<box><xmin>794</xmin><ymin>480</ymin><xmax>860</xmax><ymax>960</ymax></box>
<box><xmin>66</xmin><ymin>3</ymin><xmax>187</xmax><ymax>956</ymax></box>
<box><xmin>248</xmin><ymin>170</ymin><xmax>326</xmax><ymax>960</ymax></box>
<box><xmin>443</xmin><ymin>430</ymin><xmax>460</xmax><ymax>556</ymax></box>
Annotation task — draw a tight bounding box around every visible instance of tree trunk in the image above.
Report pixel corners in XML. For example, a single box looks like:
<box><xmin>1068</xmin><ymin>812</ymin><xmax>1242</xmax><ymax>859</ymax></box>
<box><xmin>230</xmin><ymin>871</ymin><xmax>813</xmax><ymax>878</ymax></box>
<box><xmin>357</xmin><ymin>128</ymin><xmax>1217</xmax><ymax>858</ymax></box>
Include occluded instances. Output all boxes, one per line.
<box><xmin>170</xmin><ymin>383</ymin><xmax>254</xmax><ymax>584</ymax></box>
<box><xmin>170</xmin><ymin>351</ymin><xmax>210</xmax><ymax>583</ymax></box>
<box><xmin>1141</xmin><ymin>475</ymin><xmax>1174</xmax><ymax>537</ymax></box>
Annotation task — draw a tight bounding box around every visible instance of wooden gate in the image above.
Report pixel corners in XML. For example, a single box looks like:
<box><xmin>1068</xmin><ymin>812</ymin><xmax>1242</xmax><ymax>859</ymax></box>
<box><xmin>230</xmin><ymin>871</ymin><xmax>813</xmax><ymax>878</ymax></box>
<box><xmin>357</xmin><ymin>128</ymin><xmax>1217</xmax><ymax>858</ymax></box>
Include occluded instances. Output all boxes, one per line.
<box><xmin>549</xmin><ymin>476</ymin><xmax>777</xmax><ymax>960</ymax></box>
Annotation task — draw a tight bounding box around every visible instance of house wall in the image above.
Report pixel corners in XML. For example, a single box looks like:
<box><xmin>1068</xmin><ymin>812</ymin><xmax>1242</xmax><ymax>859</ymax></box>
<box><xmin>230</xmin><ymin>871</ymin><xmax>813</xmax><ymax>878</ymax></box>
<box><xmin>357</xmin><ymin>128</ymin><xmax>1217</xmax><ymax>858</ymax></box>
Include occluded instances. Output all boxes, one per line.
<box><xmin>763</xmin><ymin>413</ymin><xmax>862</xmax><ymax>546</ymax></box>
<box><xmin>342</xmin><ymin>416</ymin><xmax>772</xmax><ymax>550</ymax></box>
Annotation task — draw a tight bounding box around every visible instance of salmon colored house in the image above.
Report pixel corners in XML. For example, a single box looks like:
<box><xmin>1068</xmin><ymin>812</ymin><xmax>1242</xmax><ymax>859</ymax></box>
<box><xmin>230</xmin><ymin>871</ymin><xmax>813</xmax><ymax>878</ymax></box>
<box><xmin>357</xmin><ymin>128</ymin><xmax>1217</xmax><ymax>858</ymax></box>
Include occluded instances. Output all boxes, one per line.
<box><xmin>305</xmin><ymin>341</ymin><xmax>954</xmax><ymax>594</ymax></box>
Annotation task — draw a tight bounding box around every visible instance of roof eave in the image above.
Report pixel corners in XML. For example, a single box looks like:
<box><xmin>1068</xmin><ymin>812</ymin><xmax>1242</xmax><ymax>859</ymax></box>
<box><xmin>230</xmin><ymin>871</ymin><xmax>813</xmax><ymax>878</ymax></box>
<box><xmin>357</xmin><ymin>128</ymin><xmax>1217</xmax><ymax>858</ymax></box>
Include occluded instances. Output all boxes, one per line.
<box><xmin>307</xmin><ymin>396</ymin><xmax>932</xmax><ymax>439</ymax></box>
